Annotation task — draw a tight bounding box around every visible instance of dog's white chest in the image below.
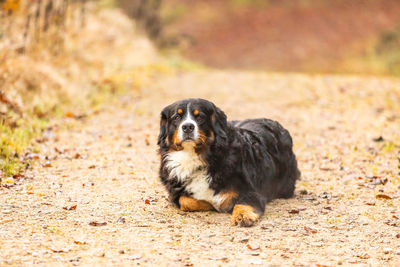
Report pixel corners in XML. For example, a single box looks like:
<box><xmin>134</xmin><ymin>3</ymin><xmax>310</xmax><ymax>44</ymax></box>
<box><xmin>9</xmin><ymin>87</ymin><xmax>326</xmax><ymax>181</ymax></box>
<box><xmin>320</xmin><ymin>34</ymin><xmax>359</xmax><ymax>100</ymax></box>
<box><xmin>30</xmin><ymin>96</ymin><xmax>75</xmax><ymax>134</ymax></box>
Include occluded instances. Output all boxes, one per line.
<box><xmin>165</xmin><ymin>146</ymin><xmax>205</xmax><ymax>182</ymax></box>
<box><xmin>165</xmin><ymin>145</ymin><xmax>222</xmax><ymax>209</ymax></box>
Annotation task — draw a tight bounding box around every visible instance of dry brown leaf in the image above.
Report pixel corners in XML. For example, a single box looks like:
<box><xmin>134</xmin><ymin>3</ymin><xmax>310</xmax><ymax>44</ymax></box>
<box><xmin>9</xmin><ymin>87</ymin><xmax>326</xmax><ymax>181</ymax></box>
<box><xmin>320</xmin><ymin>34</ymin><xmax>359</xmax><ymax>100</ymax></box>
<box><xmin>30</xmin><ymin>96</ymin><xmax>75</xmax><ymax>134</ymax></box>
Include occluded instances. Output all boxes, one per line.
<box><xmin>288</xmin><ymin>209</ymin><xmax>299</xmax><ymax>214</ymax></box>
<box><xmin>74</xmin><ymin>240</ymin><xmax>87</xmax><ymax>245</ymax></box>
<box><xmin>376</xmin><ymin>194</ymin><xmax>392</xmax><ymax>200</ymax></box>
<box><xmin>43</xmin><ymin>161</ymin><xmax>52</xmax><ymax>167</ymax></box>
<box><xmin>63</xmin><ymin>205</ymin><xmax>77</xmax><ymax>211</ymax></box>
<box><xmin>359</xmin><ymin>254</ymin><xmax>370</xmax><ymax>259</ymax></box>
<box><xmin>89</xmin><ymin>221</ymin><xmax>107</xmax><ymax>226</ymax></box>
<box><xmin>304</xmin><ymin>226</ymin><xmax>317</xmax><ymax>234</ymax></box>
<box><xmin>246</xmin><ymin>242</ymin><xmax>260</xmax><ymax>251</ymax></box>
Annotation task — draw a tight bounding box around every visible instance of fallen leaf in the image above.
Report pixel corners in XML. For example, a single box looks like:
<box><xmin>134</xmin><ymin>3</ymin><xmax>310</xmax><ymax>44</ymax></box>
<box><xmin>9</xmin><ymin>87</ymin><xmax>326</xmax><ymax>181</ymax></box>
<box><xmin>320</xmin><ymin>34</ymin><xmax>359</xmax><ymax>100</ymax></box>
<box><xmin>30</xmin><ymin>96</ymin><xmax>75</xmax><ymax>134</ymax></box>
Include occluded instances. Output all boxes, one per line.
<box><xmin>13</xmin><ymin>173</ymin><xmax>24</xmax><ymax>179</ymax></box>
<box><xmin>63</xmin><ymin>205</ymin><xmax>77</xmax><ymax>211</ymax></box>
<box><xmin>288</xmin><ymin>209</ymin><xmax>299</xmax><ymax>214</ymax></box>
<box><xmin>246</xmin><ymin>242</ymin><xmax>260</xmax><ymax>251</ymax></box>
<box><xmin>43</xmin><ymin>161</ymin><xmax>52</xmax><ymax>167</ymax></box>
<box><xmin>50</xmin><ymin>246</ymin><xmax>70</xmax><ymax>253</ymax></box>
<box><xmin>359</xmin><ymin>253</ymin><xmax>370</xmax><ymax>259</ymax></box>
<box><xmin>365</xmin><ymin>202</ymin><xmax>375</xmax><ymax>206</ymax></box>
<box><xmin>117</xmin><ymin>217</ymin><xmax>126</xmax><ymax>224</ymax></box>
<box><xmin>304</xmin><ymin>226</ymin><xmax>317</xmax><ymax>234</ymax></box>
<box><xmin>54</xmin><ymin>147</ymin><xmax>64</xmax><ymax>154</ymax></box>
<box><xmin>373</xmin><ymin>136</ymin><xmax>384</xmax><ymax>142</ymax></box>
<box><xmin>88</xmin><ymin>165</ymin><xmax>96</xmax><ymax>169</ymax></box>
<box><xmin>89</xmin><ymin>221</ymin><xmax>107</xmax><ymax>226</ymax></box>
<box><xmin>24</xmin><ymin>153</ymin><xmax>40</xmax><ymax>160</ymax></box>
<box><xmin>384</xmin><ymin>220</ymin><xmax>399</xmax><ymax>227</ymax></box>
<box><xmin>74</xmin><ymin>240</ymin><xmax>87</xmax><ymax>245</ymax></box>
<box><xmin>145</xmin><ymin>199</ymin><xmax>150</xmax><ymax>205</ymax></box>
<box><xmin>319</xmin><ymin>165</ymin><xmax>335</xmax><ymax>171</ymax></box>
<box><xmin>376</xmin><ymin>194</ymin><xmax>392</xmax><ymax>200</ymax></box>
<box><xmin>396</xmin><ymin>233</ymin><xmax>400</xmax><ymax>238</ymax></box>
<box><xmin>64</xmin><ymin>112</ymin><xmax>75</xmax><ymax>118</ymax></box>
<box><xmin>239</xmin><ymin>237</ymin><xmax>250</xmax><ymax>243</ymax></box>
<box><xmin>128</xmin><ymin>254</ymin><xmax>141</xmax><ymax>260</ymax></box>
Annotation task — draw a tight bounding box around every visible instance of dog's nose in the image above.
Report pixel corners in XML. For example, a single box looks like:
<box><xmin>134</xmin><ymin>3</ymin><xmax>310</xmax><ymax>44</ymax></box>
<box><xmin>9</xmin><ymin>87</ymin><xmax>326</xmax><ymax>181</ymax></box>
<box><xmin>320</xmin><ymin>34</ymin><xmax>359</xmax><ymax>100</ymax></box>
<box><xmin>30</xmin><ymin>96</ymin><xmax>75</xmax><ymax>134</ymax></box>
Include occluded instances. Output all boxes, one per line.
<box><xmin>182</xmin><ymin>123</ymin><xmax>195</xmax><ymax>133</ymax></box>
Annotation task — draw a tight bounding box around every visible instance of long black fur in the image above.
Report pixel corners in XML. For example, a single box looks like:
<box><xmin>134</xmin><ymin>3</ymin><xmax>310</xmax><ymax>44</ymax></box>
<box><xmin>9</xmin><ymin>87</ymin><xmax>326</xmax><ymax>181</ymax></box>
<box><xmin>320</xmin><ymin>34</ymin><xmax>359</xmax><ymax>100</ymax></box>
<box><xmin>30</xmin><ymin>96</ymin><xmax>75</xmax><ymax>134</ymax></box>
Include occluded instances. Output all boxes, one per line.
<box><xmin>158</xmin><ymin>98</ymin><xmax>300</xmax><ymax>216</ymax></box>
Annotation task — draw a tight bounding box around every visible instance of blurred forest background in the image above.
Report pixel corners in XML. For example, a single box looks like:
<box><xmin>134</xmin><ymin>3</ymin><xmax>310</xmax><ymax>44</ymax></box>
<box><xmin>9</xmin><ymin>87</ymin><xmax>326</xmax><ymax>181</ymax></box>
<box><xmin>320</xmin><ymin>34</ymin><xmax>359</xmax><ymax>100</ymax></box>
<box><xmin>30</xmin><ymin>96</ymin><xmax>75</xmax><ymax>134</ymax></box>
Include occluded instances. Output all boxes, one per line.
<box><xmin>1</xmin><ymin>0</ymin><xmax>400</xmax><ymax>176</ymax></box>
<box><xmin>160</xmin><ymin>0</ymin><xmax>400</xmax><ymax>75</ymax></box>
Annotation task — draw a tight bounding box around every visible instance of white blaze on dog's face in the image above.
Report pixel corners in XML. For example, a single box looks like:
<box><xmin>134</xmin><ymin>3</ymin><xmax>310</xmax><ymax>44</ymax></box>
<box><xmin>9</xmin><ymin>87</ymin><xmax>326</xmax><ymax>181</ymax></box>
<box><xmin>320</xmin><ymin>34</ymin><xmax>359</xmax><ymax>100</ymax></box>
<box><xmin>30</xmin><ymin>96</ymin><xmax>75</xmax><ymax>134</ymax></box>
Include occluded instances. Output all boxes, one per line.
<box><xmin>177</xmin><ymin>105</ymin><xmax>198</xmax><ymax>144</ymax></box>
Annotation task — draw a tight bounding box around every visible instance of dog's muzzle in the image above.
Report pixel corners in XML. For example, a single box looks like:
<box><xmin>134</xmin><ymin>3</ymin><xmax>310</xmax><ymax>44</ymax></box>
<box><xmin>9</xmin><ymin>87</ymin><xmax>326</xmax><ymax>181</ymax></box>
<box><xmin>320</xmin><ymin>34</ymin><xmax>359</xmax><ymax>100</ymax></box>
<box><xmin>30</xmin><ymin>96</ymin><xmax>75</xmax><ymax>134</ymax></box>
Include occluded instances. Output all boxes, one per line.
<box><xmin>181</xmin><ymin>122</ymin><xmax>196</xmax><ymax>141</ymax></box>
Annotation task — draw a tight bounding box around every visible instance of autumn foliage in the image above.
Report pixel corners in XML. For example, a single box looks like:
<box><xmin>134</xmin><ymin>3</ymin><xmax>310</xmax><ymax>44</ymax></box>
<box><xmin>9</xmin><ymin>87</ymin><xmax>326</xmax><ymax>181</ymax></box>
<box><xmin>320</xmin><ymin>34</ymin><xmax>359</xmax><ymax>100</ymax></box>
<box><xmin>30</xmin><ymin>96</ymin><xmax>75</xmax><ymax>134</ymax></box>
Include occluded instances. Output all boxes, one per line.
<box><xmin>0</xmin><ymin>0</ymin><xmax>87</xmax><ymax>54</ymax></box>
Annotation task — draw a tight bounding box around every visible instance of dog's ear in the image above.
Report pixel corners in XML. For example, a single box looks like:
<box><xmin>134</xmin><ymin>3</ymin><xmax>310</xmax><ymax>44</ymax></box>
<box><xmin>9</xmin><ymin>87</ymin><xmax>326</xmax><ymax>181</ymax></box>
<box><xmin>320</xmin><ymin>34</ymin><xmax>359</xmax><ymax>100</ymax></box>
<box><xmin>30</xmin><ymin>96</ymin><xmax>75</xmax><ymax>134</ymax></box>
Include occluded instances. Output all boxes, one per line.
<box><xmin>211</xmin><ymin>104</ymin><xmax>228</xmax><ymax>142</ymax></box>
<box><xmin>157</xmin><ymin>106</ymin><xmax>169</xmax><ymax>149</ymax></box>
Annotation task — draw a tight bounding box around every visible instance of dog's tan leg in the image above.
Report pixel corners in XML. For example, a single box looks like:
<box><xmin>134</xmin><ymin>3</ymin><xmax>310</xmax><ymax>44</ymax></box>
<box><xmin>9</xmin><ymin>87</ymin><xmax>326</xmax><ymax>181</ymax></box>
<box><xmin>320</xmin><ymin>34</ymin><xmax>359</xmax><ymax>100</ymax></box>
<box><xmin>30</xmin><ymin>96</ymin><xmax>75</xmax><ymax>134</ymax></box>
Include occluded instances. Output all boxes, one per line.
<box><xmin>179</xmin><ymin>195</ymin><xmax>214</xmax><ymax>212</ymax></box>
<box><xmin>218</xmin><ymin>190</ymin><xmax>238</xmax><ymax>212</ymax></box>
<box><xmin>231</xmin><ymin>204</ymin><xmax>260</xmax><ymax>227</ymax></box>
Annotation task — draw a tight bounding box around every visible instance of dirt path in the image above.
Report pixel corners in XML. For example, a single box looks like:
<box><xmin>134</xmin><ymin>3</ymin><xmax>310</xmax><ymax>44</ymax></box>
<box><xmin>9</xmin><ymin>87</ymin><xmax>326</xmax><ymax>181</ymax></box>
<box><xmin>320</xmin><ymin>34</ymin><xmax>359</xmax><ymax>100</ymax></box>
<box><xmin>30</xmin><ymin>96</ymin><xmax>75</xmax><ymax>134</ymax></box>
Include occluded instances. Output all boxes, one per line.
<box><xmin>1</xmin><ymin>70</ymin><xmax>400</xmax><ymax>266</ymax></box>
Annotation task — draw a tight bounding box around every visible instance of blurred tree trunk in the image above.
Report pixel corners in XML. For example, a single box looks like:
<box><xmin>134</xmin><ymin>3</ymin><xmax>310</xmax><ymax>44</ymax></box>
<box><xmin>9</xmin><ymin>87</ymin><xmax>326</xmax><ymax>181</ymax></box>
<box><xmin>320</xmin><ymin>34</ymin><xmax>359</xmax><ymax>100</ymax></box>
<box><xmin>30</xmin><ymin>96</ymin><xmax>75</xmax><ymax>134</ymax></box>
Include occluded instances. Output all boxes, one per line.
<box><xmin>118</xmin><ymin>0</ymin><xmax>162</xmax><ymax>41</ymax></box>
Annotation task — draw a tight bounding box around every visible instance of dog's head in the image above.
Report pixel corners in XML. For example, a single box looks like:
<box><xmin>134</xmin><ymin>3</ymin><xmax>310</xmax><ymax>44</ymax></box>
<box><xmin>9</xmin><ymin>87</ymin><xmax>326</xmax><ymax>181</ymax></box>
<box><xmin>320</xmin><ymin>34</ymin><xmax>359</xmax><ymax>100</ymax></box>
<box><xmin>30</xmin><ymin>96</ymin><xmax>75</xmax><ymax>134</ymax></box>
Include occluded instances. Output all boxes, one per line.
<box><xmin>158</xmin><ymin>98</ymin><xmax>228</xmax><ymax>152</ymax></box>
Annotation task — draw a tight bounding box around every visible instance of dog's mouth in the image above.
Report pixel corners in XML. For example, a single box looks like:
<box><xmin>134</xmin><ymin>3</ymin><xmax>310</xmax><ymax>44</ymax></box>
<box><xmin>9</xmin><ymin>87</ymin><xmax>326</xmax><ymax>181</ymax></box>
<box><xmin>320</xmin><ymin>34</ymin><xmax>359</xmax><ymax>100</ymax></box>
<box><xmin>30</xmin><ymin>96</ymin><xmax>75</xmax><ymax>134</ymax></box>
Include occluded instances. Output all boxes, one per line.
<box><xmin>171</xmin><ymin>133</ymin><xmax>207</xmax><ymax>151</ymax></box>
<box><xmin>182</xmin><ymin>133</ymin><xmax>196</xmax><ymax>142</ymax></box>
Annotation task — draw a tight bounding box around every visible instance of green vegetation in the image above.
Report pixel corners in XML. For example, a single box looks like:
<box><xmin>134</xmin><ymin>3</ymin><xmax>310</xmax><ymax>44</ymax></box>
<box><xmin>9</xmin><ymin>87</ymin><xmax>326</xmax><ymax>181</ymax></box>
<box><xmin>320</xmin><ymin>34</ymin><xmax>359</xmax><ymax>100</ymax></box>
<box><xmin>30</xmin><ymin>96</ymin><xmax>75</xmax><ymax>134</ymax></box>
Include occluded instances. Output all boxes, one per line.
<box><xmin>374</xmin><ymin>26</ymin><xmax>400</xmax><ymax>75</ymax></box>
<box><xmin>0</xmin><ymin>117</ymin><xmax>48</xmax><ymax>176</ymax></box>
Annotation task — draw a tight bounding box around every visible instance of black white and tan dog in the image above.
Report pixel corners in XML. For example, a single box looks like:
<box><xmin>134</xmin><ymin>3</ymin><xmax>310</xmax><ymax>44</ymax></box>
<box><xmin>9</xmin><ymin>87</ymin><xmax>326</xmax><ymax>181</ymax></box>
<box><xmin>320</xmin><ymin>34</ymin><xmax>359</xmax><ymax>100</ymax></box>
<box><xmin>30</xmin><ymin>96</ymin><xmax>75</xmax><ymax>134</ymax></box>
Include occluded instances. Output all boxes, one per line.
<box><xmin>157</xmin><ymin>98</ymin><xmax>300</xmax><ymax>227</ymax></box>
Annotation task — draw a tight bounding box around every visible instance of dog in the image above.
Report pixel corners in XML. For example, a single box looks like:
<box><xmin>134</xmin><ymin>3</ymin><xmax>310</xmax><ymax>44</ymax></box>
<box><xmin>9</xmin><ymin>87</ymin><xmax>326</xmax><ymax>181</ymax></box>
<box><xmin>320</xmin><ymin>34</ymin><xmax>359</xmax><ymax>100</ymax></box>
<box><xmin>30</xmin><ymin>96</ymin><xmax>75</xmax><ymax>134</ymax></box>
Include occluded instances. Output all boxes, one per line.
<box><xmin>157</xmin><ymin>98</ymin><xmax>300</xmax><ymax>227</ymax></box>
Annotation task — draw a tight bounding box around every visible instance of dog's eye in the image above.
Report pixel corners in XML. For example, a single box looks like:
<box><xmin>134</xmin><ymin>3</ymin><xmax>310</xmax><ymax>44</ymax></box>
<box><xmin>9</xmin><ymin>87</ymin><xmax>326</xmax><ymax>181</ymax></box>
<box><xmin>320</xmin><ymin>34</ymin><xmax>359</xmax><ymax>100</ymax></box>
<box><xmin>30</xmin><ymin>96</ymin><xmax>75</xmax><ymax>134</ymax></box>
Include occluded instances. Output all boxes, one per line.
<box><xmin>173</xmin><ymin>115</ymin><xmax>181</xmax><ymax>121</ymax></box>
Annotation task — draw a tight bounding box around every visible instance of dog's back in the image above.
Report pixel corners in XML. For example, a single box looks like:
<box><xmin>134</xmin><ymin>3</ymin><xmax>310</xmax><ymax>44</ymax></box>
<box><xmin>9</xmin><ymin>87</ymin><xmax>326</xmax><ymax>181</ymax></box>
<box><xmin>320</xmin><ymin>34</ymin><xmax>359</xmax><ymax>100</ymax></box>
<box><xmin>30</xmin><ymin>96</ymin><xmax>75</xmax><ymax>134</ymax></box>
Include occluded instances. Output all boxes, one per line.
<box><xmin>230</xmin><ymin>118</ymin><xmax>300</xmax><ymax>201</ymax></box>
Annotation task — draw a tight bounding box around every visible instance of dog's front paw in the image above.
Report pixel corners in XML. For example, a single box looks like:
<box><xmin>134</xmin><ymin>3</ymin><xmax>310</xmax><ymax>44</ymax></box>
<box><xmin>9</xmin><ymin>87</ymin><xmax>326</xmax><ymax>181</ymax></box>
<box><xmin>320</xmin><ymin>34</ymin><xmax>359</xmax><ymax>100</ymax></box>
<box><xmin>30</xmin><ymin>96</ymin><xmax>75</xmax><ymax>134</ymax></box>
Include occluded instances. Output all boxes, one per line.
<box><xmin>231</xmin><ymin>204</ymin><xmax>260</xmax><ymax>227</ymax></box>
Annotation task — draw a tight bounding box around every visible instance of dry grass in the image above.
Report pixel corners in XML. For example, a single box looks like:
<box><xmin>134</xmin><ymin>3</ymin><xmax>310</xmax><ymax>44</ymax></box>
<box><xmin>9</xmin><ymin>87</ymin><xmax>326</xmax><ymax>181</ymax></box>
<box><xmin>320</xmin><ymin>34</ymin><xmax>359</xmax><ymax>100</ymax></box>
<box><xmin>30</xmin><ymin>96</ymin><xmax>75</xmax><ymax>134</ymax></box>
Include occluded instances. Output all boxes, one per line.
<box><xmin>0</xmin><ymin>1</ymin><xmax>157</xmax><ymax>176</ymax></box>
